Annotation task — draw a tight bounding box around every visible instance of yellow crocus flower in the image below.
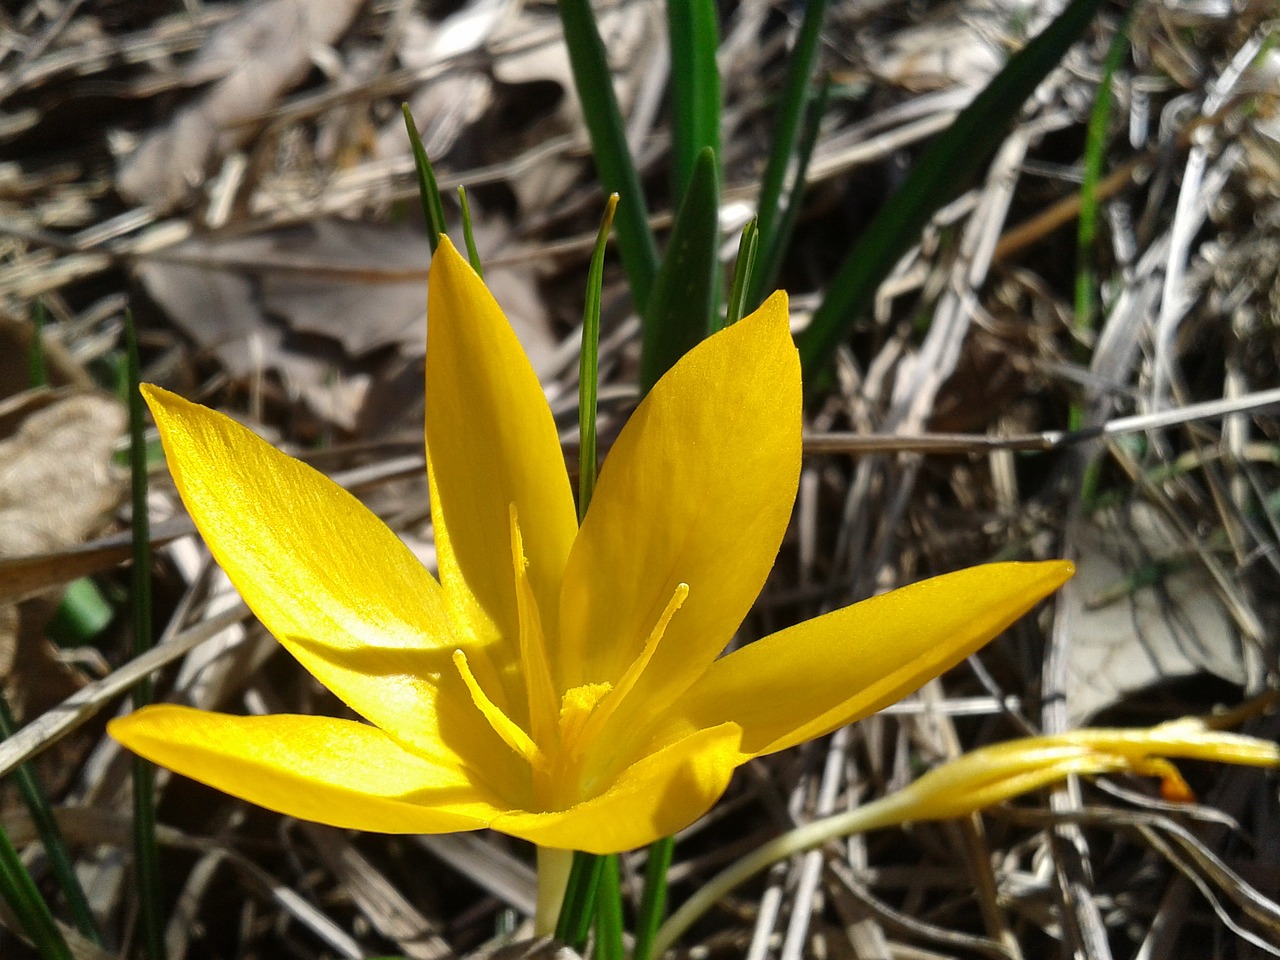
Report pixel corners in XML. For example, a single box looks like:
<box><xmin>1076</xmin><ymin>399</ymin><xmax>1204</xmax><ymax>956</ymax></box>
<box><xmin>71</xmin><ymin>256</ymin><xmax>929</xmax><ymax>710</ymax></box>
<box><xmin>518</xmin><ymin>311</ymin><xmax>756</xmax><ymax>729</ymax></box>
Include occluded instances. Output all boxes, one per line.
<box><xmin>110</xmin><ymin>237</ymin><xmax>1072</xmax><ymax>855</ymax></box>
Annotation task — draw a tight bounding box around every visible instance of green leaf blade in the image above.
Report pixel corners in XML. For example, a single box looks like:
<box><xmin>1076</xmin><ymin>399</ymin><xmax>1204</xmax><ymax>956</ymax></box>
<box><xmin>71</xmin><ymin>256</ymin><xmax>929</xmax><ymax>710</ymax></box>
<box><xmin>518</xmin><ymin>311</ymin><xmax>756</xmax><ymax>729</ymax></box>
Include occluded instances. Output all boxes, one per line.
<box><xmin>558</xmin><ymin>0</ymin><xmax>660</xmax><ymax>312</ymax></box>
<box><xmin>667</xmin><ymin>0</ymin><xmax>721</xmax><ymax>199</ymax></box>
<box><xmin>402</xmin><ymin>105</ymin><xmax>448</xmax><ymax>251</ymax></box>
<box><xmin>753</xmin><ymin>0</ymin><xmax>830</xmax><ymax>288</ymax></box>
<box><xmin>641</xmin><ymin>147</ymin><xmax>721</xmax><ymax>394</ymax></box>
<box><xmin>797</xmin><ymin>0</ymin><xmax>1109</xmax><ymax>383</ymax></box>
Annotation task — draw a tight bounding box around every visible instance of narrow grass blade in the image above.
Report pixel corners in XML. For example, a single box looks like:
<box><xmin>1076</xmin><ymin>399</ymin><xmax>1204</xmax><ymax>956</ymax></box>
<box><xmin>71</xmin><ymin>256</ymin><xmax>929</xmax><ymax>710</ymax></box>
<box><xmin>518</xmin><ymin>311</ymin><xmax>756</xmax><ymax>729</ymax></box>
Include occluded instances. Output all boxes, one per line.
<box><xmin>753</xmin><ymin>77</ymin><xmax>830</xmax><ymax>306</ymax></box>
<box><xmin>723</xmin><ymin>218</ymin><xmax>759</xmax><ymax>329</ymax></box>
<box><xmin>124</xmin><ymin>312</ymin><xmax>162</xmax><ymax>960</ymax></box>
<box><xmin>1075</xmin><ymin>9</ymin><xmax>1134</xmax><ymax>340</ymax></box>
<box><xmin>753</xmin><ymin>0</ymin><xmax>829</xmax><ymax>284</ymax></box>
<box><xmin>557</xmin><ymin>0</ymin><xmax>660</xmax><ymax>312</ymax></box>
<box><xmin>555</xmin><ymin>198</ymin><xmax>622</xmax><ymax>949</ymax></box>
<box><xmin>554</xmin><ymin>851</ymin><xmax>603</xmax><ymax>950</ymax></box>
<box><xmin>592</xmin><ymin>855</ymin><xmax>624</xmax><ymax>960</ymax></box>
<box><xmin>0</xmin><ymin>695</ymin><xmax>101</xmax><ymax>944</ymax></box>
<box><xmin>1073</xmin><ymin>9</ymin><xmax>1134</xmax><ymax>500</ymax></box>
<box><xmin>641</xmin><ymin>146</ymin><xmax>720</xmax><ymax>394</ymax></box>
<box><xmin>632</xmin><ymin>835</ymin><xmax>675</xmax><ymax>960</ymax></box>
<box><xmin>29</xmin><ymin>300</ymin><xmax>48</xmax><ymax>388</ymax></box>
<box><xmin>797</xmin><ymin>0</ymin><xmax>1108</xmax><ymax>382</ymax></box>
<box><xmin>403</xmin><ymin>104</ymin><xmax>448</xmax><ymax>251</ymax></box>
<box><xmin>0</xmin><ymin>823</ymin><xmax>74</xmax><ymax>960</ymax></box>
<box><xmin>579</xmin><ymin>194</ymin><xmax>619</xmax><ymax>521</ymax></box>
<box><xmin>666</xmin><ymin>0</ymin><xmax>721</xmax><ymax>199</ymax></box>
<box><xmin>457</xmin><ymin>187</ymin><xmax>484</xmax><ymax>278</ymax></box>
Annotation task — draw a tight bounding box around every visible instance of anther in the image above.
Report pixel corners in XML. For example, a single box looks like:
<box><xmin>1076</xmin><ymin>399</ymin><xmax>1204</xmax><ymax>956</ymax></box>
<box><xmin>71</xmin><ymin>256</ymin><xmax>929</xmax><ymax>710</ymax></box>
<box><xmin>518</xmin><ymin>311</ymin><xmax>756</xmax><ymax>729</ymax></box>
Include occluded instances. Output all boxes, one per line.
<box><xmin>453</xmin><ymin>649</ymin><xmax>544</xmax><ymax>768</ymax></box>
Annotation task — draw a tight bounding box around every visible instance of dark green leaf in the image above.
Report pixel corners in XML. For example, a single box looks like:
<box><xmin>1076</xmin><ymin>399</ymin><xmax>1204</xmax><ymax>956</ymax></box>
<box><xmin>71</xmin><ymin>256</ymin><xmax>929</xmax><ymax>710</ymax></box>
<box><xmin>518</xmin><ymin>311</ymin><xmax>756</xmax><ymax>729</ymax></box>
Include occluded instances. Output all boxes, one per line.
<box><xmin>667</xmin><ymin>0</ymin><xmax>721</xmax><ymax>199</ymax></box>
<box><xmin>0</xmin><ymin>821</ymin><xmax>74</xmax><ymax>960</ymax></box>
<box><xmin>579</xmin><ymin>194</ymin><xmax>619</xmax><ymax>520</ymax></box>
<box><xmin>724</xmin><ymin>218</ymin><xmax>759</xmax><ymax>329</ymax></box>
<box><xmin>558</xmin><ymin>0</ymin><xmax>660</xmax><ymax>312</ymax></box>
<box><xmin>458</xmin><ymin>186</ymin><xmax>484</xmax><ymax>278</ymax></box>
<box><xmin>0</xmin><ymin>695</ymin><xmax>101</xmax><ymax>945</ymax></box>
<box><xmin>641</xmin><ymin>147</ymin><xmax>720</xmax><ymax>393</ymax></box>
<box><xmin>555</xmin><ymin>852</ymin><xmax>603</xmax><ymax>950</ymax></box>
<box><xmin>753</xmin><ymin>0</ymin><xmax>829</xmax><ymax>296</ymax></box>
<box><xmin>124</xmin><ymin>313</ymin><xmax>162</xmax><ymax>960</ymax></box>
<box><xmin>632</xmin><ymin>836</ymin><xmax>675</xmax><ymax>960</ymax></box>
<box><xmin>402</xmin><ymin>105</ymin><xmax>448</xmax><ymax>251</ymax></box>
<box><xmin>798</xmin><ymin>0</ymin><xmax>1109</xmax><ymax>383</ymax></box>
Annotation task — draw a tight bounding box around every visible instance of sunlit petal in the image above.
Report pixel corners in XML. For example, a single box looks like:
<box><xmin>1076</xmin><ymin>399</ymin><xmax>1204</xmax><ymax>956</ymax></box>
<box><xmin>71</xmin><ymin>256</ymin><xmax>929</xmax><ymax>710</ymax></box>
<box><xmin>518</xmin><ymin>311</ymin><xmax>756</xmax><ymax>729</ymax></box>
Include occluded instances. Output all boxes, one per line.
<box><xmin>667</xmin><ymin>561</ymin><xmax>1074</xmax><ymax>758</ymax></box>
<box><xmin>492</xmin><ymin>724</ymin><xmax>742</xmax><ymax>854</ymax></box>
<box><xmin>109</xmin><ymin>706</ymin><xmax>510</xmax><ymax>833</ymax></box>
<box><xmin>143</xmin><ymin>385</ymin><xmax>465</xmax><ymax>760</ymax></box>
<box><xmin>426</xmin><ymin>237</ymin><xmax>577</xmax><ymax>655</ymax></box>
<box><xmin>558</xmin><ymin>293</ymin><xmax>800</xmax><ymax>712</ymax></box>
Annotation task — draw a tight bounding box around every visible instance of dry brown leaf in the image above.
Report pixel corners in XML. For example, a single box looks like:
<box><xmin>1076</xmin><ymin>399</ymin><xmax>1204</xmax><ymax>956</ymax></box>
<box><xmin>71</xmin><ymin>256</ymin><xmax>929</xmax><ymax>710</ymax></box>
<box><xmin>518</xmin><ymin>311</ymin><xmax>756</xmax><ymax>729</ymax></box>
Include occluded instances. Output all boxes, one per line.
<box><xmin>0</xmin><ymin>313</ymin><xmax>95</xmax><ymax>400</ymax></box>
<box><xmin>116</xmin><ymin>0</ymin><xmax>364</xmax><ymax>210</ymax></box>
<box><xmin>258</xmin><ymin>221</ymin><xmax>439</xmax><ymax>354</ymax></box>
<box><xmin>0</xmin><ymin>516</ymin><xmax>193</xmax><ymax>608</ymax></box>
<box><xmin>0</xmin><ymin>389</ymin><xmax>125</xmax><ymax>718</ymax></box>
<box><xmin>136</xmin><ymin>220</ymin><xmax>553</xmax><ymax>429</ymax></box>
<box><xmin>490</xmin><ymin>1</ymin><xmax>661</xmax><ymax>215</ymax></box>
<box><xmin>136</xmin><ymin>232</ymin><xmax>371</xmax><ymax>428</ymax></box>
<box><xmin>1067</xmin><ymin>504</ymin><xmax>1248</xmax><ymax>722</ymax></box>
<box><xmin>864</xmin><ymin>0</ymin><xmax>1043</xmax><ymax>92</ymax></box>
<box><xmin>379</xmin><ymin>4</ymin><xmax>510</xmax><ymax>160</ymax></box>
<box><xmin>136</xmin><ymin>251</ymin><xmax>264</xmax><ymax>376</ymax></box>
<box><xmin>0</xmin><ymin>391</ymin><xmax>125</xmax><ymax>559</ymax></box>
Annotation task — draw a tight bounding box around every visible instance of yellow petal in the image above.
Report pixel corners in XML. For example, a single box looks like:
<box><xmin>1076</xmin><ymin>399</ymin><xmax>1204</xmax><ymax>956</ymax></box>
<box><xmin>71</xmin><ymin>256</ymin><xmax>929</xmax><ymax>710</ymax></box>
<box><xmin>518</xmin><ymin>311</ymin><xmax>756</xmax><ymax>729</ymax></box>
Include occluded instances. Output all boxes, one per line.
<box><xmin>142</xmin><ymin>385</ymin><xmax>475</xmax><ymax>764</ymax></box>
<box><xmin>426</xmin><ymin>237</ymin><xmax>577</xmax><ymax>655</ymax></box>
<box><xmin>109</xmin><ymin>706</ymin><xmax>508</xmax><ymax>834</ymax></box>
<box><xmin>492</xmin><ymin>723</ymin><xmax>743</xmax><ymax>854</ymax></box>
<box><xmin>668</xmin><ymin>561</ymin><xmax>1074</xmax><ymax>758</ymax></box>
<box><xmin>558</xmin><ymin>292</ymin><xmax>800</xmax><ymax>708</ymax></box>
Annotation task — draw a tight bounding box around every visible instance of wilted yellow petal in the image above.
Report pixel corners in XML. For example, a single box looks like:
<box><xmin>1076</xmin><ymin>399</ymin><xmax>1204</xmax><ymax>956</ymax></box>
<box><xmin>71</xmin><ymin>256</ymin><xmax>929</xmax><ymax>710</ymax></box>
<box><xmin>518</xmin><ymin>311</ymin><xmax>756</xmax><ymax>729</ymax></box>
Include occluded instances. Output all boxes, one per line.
<box><xmin>667</xmin><ymin>561</ymin><xmax>1074</xmax><ymax>758</ymax></box>
<box><xmin>652</xmin><ymin>715</ymin><xmax>1280</xmax><ymax>954</ymax></box>
<box><xmin>143</xmin><ymin>385</ymin><xmax>470</xmax><ymax>762</ymax></box>
<box><xmin>558</xmin><ymin>293</ymin><xmax>800</xmax><ymax>712</ymax></box>
<box><xmin>426</xmin><ymin>237</ymin><xmax>577</xmax><ymax>659</ymax></box>
<box><xmin>109</xmin><ymin>706</ymin><xmax>510</xmax><ymax>833</ymax></box>
<box><xmin>1057</xmin><ymin>719</ymin><xmax>1280</xmax><ymax>767</ymax></box>
<box><xmin>493</xmin><ymin>723</ymin><xmax>743</xmax><ymax>854</ymax></box>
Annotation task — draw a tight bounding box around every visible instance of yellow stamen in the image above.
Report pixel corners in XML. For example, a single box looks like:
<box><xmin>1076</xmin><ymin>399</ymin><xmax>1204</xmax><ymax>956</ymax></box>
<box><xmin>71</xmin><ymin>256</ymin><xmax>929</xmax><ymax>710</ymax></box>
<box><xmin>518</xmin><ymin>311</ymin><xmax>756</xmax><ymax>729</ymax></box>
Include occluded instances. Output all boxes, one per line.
<box><xmin>453</xmin><ymin>649</ymin><xmax>544</xmax><ymax>768</ymax></box>
<box><xmin>559</xmin><ymin>682</ymin><xmax>613</xmax><ymax>747</ymax></box>
<box><xmin>509</xmin><ymin>504</ymin><xmax>558</xmax><ymax>746</ymax></box>
<box><xmin>581</xmin><ymin>582</ymin><xmax>689</xmax><ymax>744</ymax></box>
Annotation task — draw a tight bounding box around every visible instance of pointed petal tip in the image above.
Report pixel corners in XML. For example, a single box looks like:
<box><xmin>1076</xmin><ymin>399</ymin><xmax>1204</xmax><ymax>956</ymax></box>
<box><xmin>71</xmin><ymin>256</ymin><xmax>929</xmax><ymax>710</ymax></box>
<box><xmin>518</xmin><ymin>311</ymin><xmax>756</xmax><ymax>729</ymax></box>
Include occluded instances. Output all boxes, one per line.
<box><xmin>108</xmin><ymin>706</ymin><xmax>508</xmax><ymax>836</ymax></box>
<box><xmin>431</xmin><ymin>233</ymin><xmax>472</xmax><ymax>281</ymax></box>
<box><xmin>757</xmin><ymin>288</ymin><xmax>789</xmax><ymax>316</ymax></box>
<box><xmin>1038</xmin><ymin>558</ymin><xmax>1075</xmax><ymax>590</ymax></box>
<box><xmin>138</xmin><ymin>381</ymin><xmax>177</xmax><ymax>417</ymax></box>
<box><xmin>138</xmin><ymin>383</ymin><xmax>208</xmax><ymax>437</ymax></box>
<box><xmin>106</xmin><ymin>709</ymin><xmax>142</xmax><ymax>745</ymax></box>
<box><xmin>741</xmin><ymin>288</ymin><xmax>793</xmax><ymax>343</ymax></box>
<box><xmin>435</xmin><ymin>232</ymin><xmax>460</xmax><ymax>259</ymax></box>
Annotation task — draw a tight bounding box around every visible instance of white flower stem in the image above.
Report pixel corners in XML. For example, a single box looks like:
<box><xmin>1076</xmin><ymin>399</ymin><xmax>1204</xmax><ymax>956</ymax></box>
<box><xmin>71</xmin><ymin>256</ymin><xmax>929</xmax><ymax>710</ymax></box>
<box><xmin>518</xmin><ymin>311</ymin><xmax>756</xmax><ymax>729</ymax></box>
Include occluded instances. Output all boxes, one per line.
<box><xmin>535</xmin><ymin>846</ymin><xmax>574</xmax><ymax>937</ymax></box>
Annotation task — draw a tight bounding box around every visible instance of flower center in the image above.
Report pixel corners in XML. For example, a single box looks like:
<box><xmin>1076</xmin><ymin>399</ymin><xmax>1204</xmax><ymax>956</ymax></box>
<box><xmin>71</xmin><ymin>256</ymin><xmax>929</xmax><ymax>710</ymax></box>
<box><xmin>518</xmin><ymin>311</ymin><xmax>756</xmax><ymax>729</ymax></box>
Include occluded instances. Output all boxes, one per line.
<box><xmin>451</xmin><ymin>505</ymin><xmax>691</xmax><ymax>810</ymax></box>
